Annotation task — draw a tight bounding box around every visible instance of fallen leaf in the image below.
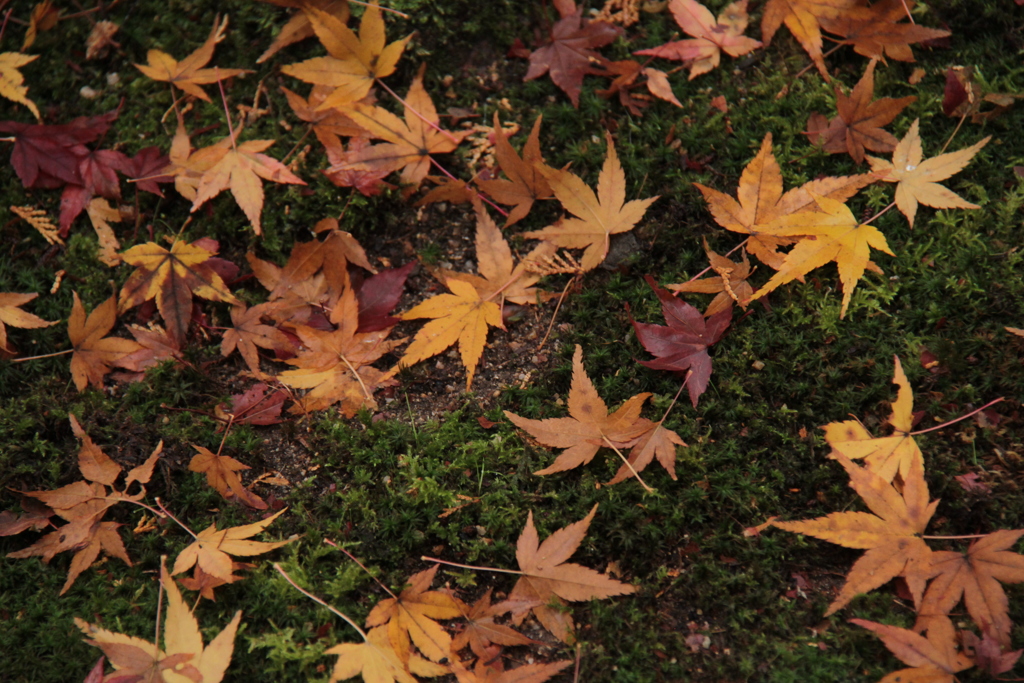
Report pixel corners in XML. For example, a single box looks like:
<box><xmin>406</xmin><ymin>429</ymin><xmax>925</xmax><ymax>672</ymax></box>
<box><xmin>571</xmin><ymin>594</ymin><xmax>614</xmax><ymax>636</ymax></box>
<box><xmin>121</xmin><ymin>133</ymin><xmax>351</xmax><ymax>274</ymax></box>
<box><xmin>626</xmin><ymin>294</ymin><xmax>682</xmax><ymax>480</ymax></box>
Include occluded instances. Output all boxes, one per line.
<box><xmin>365</xmin><ymin>565</ymin><xmax>462</xmax><ymax>663</ymax></box>
<box><xmin>281</xmin><ymin>84</ymin><xmax>367</xmax><ymax>148</ymax></box>
<box><xmin>121</xmin><ymin>146</ymin><xmax>172</xmax><ymax>197</ymax></box>
<box><xmin>171</xmin><ymin>508</ymin><xmax>291</xmax><ymax>583</ymax></box>
<box><xmin>324</xmin><ymin>624</ymin><xmax>445</xmax><ymax>683</ymax></box>
<box><xmin>819</xmin><ymin>0</ymin><xmax>951</xmax><ymax>63</ymax></box>
<box><xmin>760</xmin><ymin>0</ymin><xmax>860</xmax><ymax>80</ymax></box>
<box><xmin>221</xmin><ymin>303</ymin><xmax>291</xmax><ymax>378</ymax></box>
<box><xmin>851</xmin><ymin>616</ymin><xmax>972</xmax><ymax>683</ymax></box>
<box><xmin>450</xmin><ymin>588</ymin><xmax>537</xmax><ymax>659</ymax></box>
<box><xmin>505</xmin><ymin>344</ymin><xmax>653</xmax><ymax>475</ymax></box>
<box><xmin>667</xmin><ymin>240</ymin><xmax>754</xmax><ymax>316</ymax></box>
<box><xmin>22</xmin><ymin>1</ymin><xmax>59</xmax><ymax>51</ymax></box>
<box><xmin>630</xmin><ymin>276</ymin><xmax>731</xmax><ymax>407</ymax></box>
<box><xmin>189</xmin><ymin>445</ymin><xmax>267</xmax><ymax>509</ymax></box>
<box><xmin>476</xmin><ymin>114</ymin><xmax>553</xmax><ymax>227</ymax></box>
<box><xmin>523</xmin><ymin>0</ymin><xmax>623</xmax><ymax>106</ymax></box>
<box><xmin>218</xmin><ymin>382</ymin><xmax>288</xmax><ymax>427</ymax></box>
<box><xmin>69</xmin><ymin>292</ymin><xmax>143</xmax><ymax>392</ymax></box>
<box><xmin>606</xmin><ymin>418</ymin><xmax>687</xmax><ymax>484</ymax></box>
<box><xmin>84</xmin><ymin>198</ymin><xmax>122</xmax><ymax>267</ymax></box>
<box><xmin>356</xmin><ymin>261</ymin><xmax>416</xmax><ymax>333</ymax></box>
<box><xmin>0</xmin><ymin>108</ymin><xmax>118</xmax><ymax>189</ymax></box>
<box><xmin>0</xmin><ymin>291</ymin><xmax>56</xmax><ymax>355</ymax></box>
<box><xmin>523</xmin><ymin>132</ymin><xmax>658</xmax><ymax>272</ymax></box>
<box><xmin>508</xmin><ymin>504</ymin><xmax>636</xmax><ymax>643</ymax></box>
<box><xmin>85</xmin><ymin>21</ymin><xmax>120</xmax><ymax>60</ymax></box>
<box><xmin>134</xmin><ymin>15</ymin><xmax>248</xmax><ymax>101</ymax></box>
<box><xmin>634</xmin><ymin>0</ymin><xmax>761</xmax><ymax>80</ymax></box>
<box><xmin>450</xmin><ymin>658</ymin><xmax>573</xmax><ymax>683</ymax></box>
<box><xmin>0</xmin><ymin>52</ymin><xmax>40</xmax><ymax>118</ymax></box>
<box><xmin>866</xmin><ymin>119</ymin><xmax>990</xmax><ymax>227</ymax></box>
<box><xmin>257</xmin><ymin>0</ymin><xmax>351</xmax><ymax>64</ymax></box>
<box><xmin>962</xmin><ymin>629</ymin><xmax>1023</xmax><ymax>676</ymax></box>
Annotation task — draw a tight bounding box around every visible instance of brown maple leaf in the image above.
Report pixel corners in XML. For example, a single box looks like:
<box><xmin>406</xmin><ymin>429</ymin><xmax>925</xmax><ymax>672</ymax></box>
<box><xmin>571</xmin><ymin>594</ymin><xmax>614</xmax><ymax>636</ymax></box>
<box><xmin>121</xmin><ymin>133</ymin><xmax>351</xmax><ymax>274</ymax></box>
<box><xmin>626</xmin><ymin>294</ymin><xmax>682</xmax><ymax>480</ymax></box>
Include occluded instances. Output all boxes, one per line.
<box><xmin>221</xmin><ymin>303</ymin><xmax>291</xmax><ymax>378</ymax></box>
<box><xmin>189</xmin><ymin>445</ymin><xmax>267</xmax><ymax>509</ymax></box>
<box><xmin>806</xmin><ymin>59</ymin><xmax>916</xmax><ymax>164</ymax></box>
<box><xmin>594</xmin><ymin>60</ymin><xmax>683</xmax><ymax>115</ymax></box>
<box><xmin>134</xmin><ymin>15</ymin><xmax>248</xmax><ymax>101</ymax></box>
<box><xmin>506</xmin><ymin>344</ymin><xmax>656</xmax><ymax>476</ymax></box>
<box><xmin>819</xmin><ymin>0</ymin><xmax>951</xmax><ymax>64</ymax></box>
<box><xmin>115</xmin><ymin>324</ymin><xmax>183</xmax><ymax>381</ymax></box>
<box><xmin>524</xmin><ymin>0</ymin><xmax>623</xmax><ymax>106</ymax></box>
<box><xmin>634</xmin><ymin>0</ymin><xmax>761</xmax><ymax>80</ymax></box>
<box><xmin>327</xmin><ymin>67</ymin><xmax>470</xmax><ymax>197</ymax></box>
<box><xmin>694</xmin><ymin>133</ymin><xmax>873</xmax><ymax>269</ymax></box>
<box><xmin>68</xmin><ymin>293</ymin><xmax>143</xmax><ymax>392</ymax></box>
<box><xmin>256</xmin><ymin>0</ymin><xmax>351</xmax><ymax>64</ymax></box>
<box><xmin>668</xmin><ymin>240</ymin><xmax>755</xmax><ymax>316</ymax></box>
<box><xmin>365</xmin><ymin>565</ymin><xmax>462</xmax><ymax>663</ymax></box>
<box><xmin>915</xmin><ymin>529</ymin><xmax>1024</xmax><ymax>647</ymax></box>
<box><xmin>118</xmin><ymin>239</ymin><xmax>239</xmax><ymax>346</ymax></box>
<box><xmin>450</xmin><ymin>658</ymin><xmax>573</xmax><ymax>683</ymax></box>
<box><xmin>852</xmin><ymin>616</ymin><xmax>973</xmax><ymax>683</ymax></box>
<box><xmin>0</xmin><ymin>292</ymin><xmax>56</xmax><ymax>356</ymax></box>
<box><xmin>760</xmin><ymin>0</ymin><xmax>861</xmax><ymax>80</ymax></box>
<box><xmin>772</xmin><ymin>450</ymin><xmax>937</xmax><ymax>614</ymax></box>
<box><xmin>281</xmin><ymin>1</ymin><xmax>411</xmax><ymax>110</ymax></box>
<box><xmin>476</xmin><ymin>114</ymin><xmax>553</xmax><ymax>227</ymax></box>
<box><xmin>507</xmin><ymin>504</ymin><xmax>636</xmax><ymax>643</ymax></box>
<box><xmin>171</xmin><ymin>508</ymin><xmax>291</xmax><ymax>584</ymax></box>
<box><xmin>436</xmin><ymin>201</ymin><xmax>556</xmax><ymax>307</ymax></box>
<box><xmin>450</xmin><ymin>588</ymin><xmax>538</xmax><ymax>659</ymax></box>
<box><xmin>823</xmin><ymin>356</ymin><xmax>922</xmax><ymax>482</ymax></box>
<box><xmin>281</xmin><ymin>84</ymin><xmax>368</xmax><ymax>148</ymax></box>
<box><xmin>216</xmin><ymin>382</ymin><xmax>288</xmax><ymax>427</ymax></box>
<box><xmin>523</xmin><ymin>132</ymin><xmax>658</xmax><ymax>272</ymax></box>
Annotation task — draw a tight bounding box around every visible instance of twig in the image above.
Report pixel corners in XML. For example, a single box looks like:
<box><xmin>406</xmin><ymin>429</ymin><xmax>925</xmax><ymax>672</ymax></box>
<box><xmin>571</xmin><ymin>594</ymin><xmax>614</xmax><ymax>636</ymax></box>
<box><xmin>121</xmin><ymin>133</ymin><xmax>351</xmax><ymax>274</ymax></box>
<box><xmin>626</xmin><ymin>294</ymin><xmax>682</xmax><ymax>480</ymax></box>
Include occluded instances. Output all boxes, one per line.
<box><xmin>536</xmin><ymin>277</ymin><xmax>576</xmax><ymax>351</ymax></box>
<box><xmin>11</xmin><ymin>348</ymin><xmax>74</xmax><ymax>362</ymax></box>
<box><xmin>273</xmin><ymin>563</ymin><xmax>369</xmax><ymax>640</ymax></box>
<box><xmin>910</xmin><ymin>397</ymin><xmax>1005</xmax><ymax>436</ymax></box>
<box><xmin>601</xmin><ymin>434</ymin><xmax>654</xmax><ymax>493</ymax></box>
<box><xmin>420</xmin><ymin>556</ymin><xmax>524</xmax><ymax>576</ymax></box>
<box><xmin>323</xmin><ymin>538</ymin><xmax>398</xmax><ymax>601</ymax></box>
<box><xmin>939</xmin><ymin>114</ymin><xmax>967</xmax><ymax>155</ymax></box>
<box><xmin>922</xmin><ymin>534</ymin><xmax>989</xmax><ymax>540</ymax></box>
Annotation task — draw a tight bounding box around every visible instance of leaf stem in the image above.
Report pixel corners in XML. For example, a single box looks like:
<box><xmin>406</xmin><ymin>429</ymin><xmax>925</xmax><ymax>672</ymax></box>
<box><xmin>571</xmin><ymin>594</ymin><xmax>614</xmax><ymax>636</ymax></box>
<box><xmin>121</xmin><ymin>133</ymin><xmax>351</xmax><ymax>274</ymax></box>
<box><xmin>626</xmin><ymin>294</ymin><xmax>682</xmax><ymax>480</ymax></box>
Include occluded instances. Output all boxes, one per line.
<box><xmin>682</xmin><ymin>239</ymin><xmax>748</xmax><ymax>285</ymax></box>
<box><xmin>939</xmin><ymin>114</ymin><xmax>967</xmax><ymax>155</ymax></box>
<box><xmin>536</xmin><ymin>276</ymin><xmax>576</xmax><ymax>351</ymax></box>
<box><xmin>323</xmin><ymin>538</ymin><xmax>399</xmax><ymax>601</ymax></box>
<box><xmin>910</xmin><ymin>397</ymin><xmax>1005</xmax><ymax>436</ymax></box>
<box><xmin>10</xmin><ymin>348</ymin><xmax>74</xmax><ymax>362</ymax></box>
<box><xmin>922</xmin><ymin>534</ymin><xmax>988</xmax><ymax>540</ymax></box>
<box><xmin>862</xmin><ymin>201</ymin><xmax>896</xmax><ymax>226</ymax></box>
<box><xmin>155</xmin><ymin>498</ymin><xmax>197</xmax><ymax>539</ymax></box>
<box><xmin>600</xmin><ymin>434</ymin><xmax>654</xmax><ymax>493</ymax></box>
<box><xmin>338</xmin><ymin>354</ymin><xmax>374</xmax><ymax>405</ymax></box>
<box><xmin>214</xmin><ymin>414</ymin><xmax>235</xmax><ymax>457</ymax></box>
<box><xmin>427</xmin><ymin>156</ymin><xmax>508</xmax><ymax>216</ymax></box>
<box><xmin>349</xmin><ymin>0</ymin><xmax>410</xmax><ymax>18</ymax></box>
<box><xmin>273</xmin><ymin>563</ymin><xmax>369</xmax><ymax>641</ymax></box>
<box><xmin>420</xmin><ymin>556</ymin><xmax>524</xmax><ymax>576</ymax></box>
<box><xmin>376</xmin><ymin>79</ymin><xmax>459</xmax><ymax>145</ymax></box>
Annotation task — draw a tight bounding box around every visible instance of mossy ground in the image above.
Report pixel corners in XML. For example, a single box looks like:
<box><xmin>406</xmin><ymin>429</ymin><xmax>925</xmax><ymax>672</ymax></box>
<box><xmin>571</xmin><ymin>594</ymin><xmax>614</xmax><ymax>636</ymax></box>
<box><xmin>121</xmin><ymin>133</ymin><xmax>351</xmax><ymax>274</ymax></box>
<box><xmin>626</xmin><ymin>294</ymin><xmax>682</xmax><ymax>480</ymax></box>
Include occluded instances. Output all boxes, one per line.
<box><xmin>2</xmin><ymin>1</ymin><xmax>1024</xmax><ymax>681</ymax></box>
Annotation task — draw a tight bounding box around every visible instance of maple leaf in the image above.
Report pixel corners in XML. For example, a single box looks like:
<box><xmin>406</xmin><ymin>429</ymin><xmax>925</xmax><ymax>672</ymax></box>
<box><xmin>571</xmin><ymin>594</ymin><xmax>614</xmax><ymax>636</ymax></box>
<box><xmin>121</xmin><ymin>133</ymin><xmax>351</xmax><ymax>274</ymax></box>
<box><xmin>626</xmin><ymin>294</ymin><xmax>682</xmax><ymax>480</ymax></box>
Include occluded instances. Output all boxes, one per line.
<box><xmin>0</xmin><ymin>52</ymin><xmax>40</xmax><ymax>118</ymax></box>
<box><xmin>962</xmin><ymin>629</ymin><xmax>1024</xmax><ymax>676</ymax></box>
<box><xmin>523</xmin><ymin>0</ymin><xmax>623</xmax><ymax>106</ymax></box>
<box><xmin>189</xmin><ymin>445</ymin><xmax>267</xmax><ymax>509</ymax></box>
<box><xmin>866</xmin><ymin>119</ymin><xmax>990</xmax><ymax>227</ymax></box>
<box><xmin>323</xmin><ymin>134</ymin><xmax>398</xmax><ymax>196</ymax></box>
<box><xmin>134</xmin><ymin>15</ymin><xmax>248</xmax><ymax>102</ymax></box>
<box><xmin>508</xmin><ymin>504</ymin><xmax>636</xmax><ymax>643</ymax></box>
<box><xmin>356</xmin><ymin>261</ymin><xmax>416</xmax><ymax>332</ymax></box>
<box><xmin>327</xmin><ymin>67</ymin><xmax>470</xmax><ymax>196</ymax></box>
<box><xmin>221</xmin><ymin>303</ymin><xmax>291</xmax><ymax>378</ymax></box>
<box><xmin>594</xmin><ymin>59</ymin><xmax>684</xmax><ymax>115</ymax></box>
<box><xmin>171</xmin><ymin>508</ymin><xmax>291</xmax><ymax>583</ymax></box>
<box><xmin>823</xmin><ymin>356</ymin><xmax>922</xmax><ymax>482</ymax></box>
<box><xmin>773</xmin><ymin>451</ymin><xmax>937</xmax><ymax>614</ymax></box>
<box><xmin>760</xmin><ymin>0</ymin><xmax>861</xmax><ymax>80</ymax></box>
<box><xmin>0</xmin><ymin>108</ymin><xmax>119</xmax><ymax>189</ymax></box>
<box><xmin>85</xmin><ymin>20</ymin><xmax>120</xmax><ymax>60</ymax></box>
<box><xmin>77</xmin><ymin>559</ymin><xmax>242</xmax><ymax>683</ymax></box>
<box><xmin>806</xmin><ymin>60</ymin><xmax>916</xmax><ymax>164</ymax></box>
<box><xmin>450</xmin><ymin>588</ymin><xmax>537</xmax><ymax>659</ymax></box>
<box><xmin>819</xmin><ymin>0</ymin><xmax>951</xmax><ymax>63</ymax></box>
<box><xmin>397</xmin><ymin>278</ymin><xmax>503</xmax><ymax>391</ymax></box>
<box><xmin>694</xmin><ymin>133</ymin><xmax>873</xmax><ymax>269</ymax></box>
<box><xmin>851</xmin><ymin>616</ymin><xmax>973</xmax><ymax>683</ymax></box>
<box><xmin>114</xmin><ymin>325</ymin><xmax>183</xmax><ymax>382</ymax></box>
<box><xmin>0</xmin><ymin>292</ymin><xmax>56</xmax><ymax>356</ymax></box>
<box><xmin>630</xmin><ymin>276</ymin><xmax>731</xmax><ymax>407</ymax></box>
<box><xmin>257</xmin><ymin>0</ymin><xmax>351</xmax><ymax>64</ymax></box>
<box><xmin>523</xmin><ymin>132</ymin><xmax>658</xmax><ymax>272</ymax></box>
<box><xmin>217</xmin><ymin>382</ymin><xmax>288</xmax><ymax>427</ymax></box>
<box><xmin>476</xmin><ymin>114</ymin><xmax>553</xmax><ymax>227</ymax></box>
<box><xmin>506</xmin><ymin>344</ymin><xmax>653</xmax><ymax>475</ymax></box>
<box><xmin>121</xmin><ymin>146</ymin><xmax>173</xmax><ymax>197</ymax></box>
<box><xmin>606</xmin><ymin>418</ymin><xmax>687</xmax><ymax>485</ymax></box>
<box><xmin>281</xmin><ymin>84</ymin><xmax>367</xmax><ymax>148</ymax></box>
<box><xmin>635</xmin><ymin>0</ymin><xmax>761</xmax><ymax>80</ymax></box>
<box><xmin>279</xmin><ymin>282</ymin><xmax>404</xmax><ymax>416</ymax></box>
<box><xmin>437</xmin><ymin>201</ymin><xmax>556</xmax><ymax>307</ymax></box>
<box><xmin>751</xmin><ymin>193</ymin><xmax>893</xmax><ymax>318</ymax></box>
<box><xmin>85</xmin><ymin>198</ymin><xmax>122</xmax><ymax>267</ymax></box>
<box><xmin>58</xmin><ymin>148</ymin><xmax>132</xmax><ymax>235</ymax></box>
<box><xmin>324</xmin><ymin>624</ymin><xmax>448</xmax><ymax>683</ymax></box>
<box><xmin>118</xmin><ymin>238</ymin><xmax>239</xmax><ymax>346</ymax></box>
<box><xmin>22</xmin><ymin>1</ymin><xmax>59</xmax><ymax>52</ymax></box>
<box><xmin>450</xmin><ymin>658</ymin><xmax>573</xmax><ymax>683</ymax></box>
<box><xmin>915</xmin><ymin>529</ymin><xmax>1024</xmax><ymax>647</ymax></box>
<box><xmin>365</xmin><ymin>565</ymin><xmax>462</xmax><ymax>663</ymax></box>
<box><xmin>281</xmin><ymin>2</ymin><xmax>411</xmax><ymax>110</ymax></box>
<box><xmin>668</xmin><ymin>241</ymin><xmax>754</xmax><ymax>317</ymax></box>
<box><xmin>68</xmin><ymin>292</ymin><xmax>143</xmax><ymax>392</ymax></box>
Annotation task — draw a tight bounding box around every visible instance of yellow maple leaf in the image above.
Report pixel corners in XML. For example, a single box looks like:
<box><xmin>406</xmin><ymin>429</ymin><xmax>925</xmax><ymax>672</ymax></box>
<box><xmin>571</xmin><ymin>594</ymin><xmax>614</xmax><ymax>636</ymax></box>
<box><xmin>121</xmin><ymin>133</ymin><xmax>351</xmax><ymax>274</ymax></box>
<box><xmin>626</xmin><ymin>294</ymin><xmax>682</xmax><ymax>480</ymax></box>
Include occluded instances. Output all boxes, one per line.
<box><xmin>867</xmin><ymin>119</ymin><xmax>990</xmax><ymax>227</ymax></box>
<box><xmin>170</xmin><ymin>508</ymin><xmax>291</xmax><ymax>584</ymax></box>
<box><xmin>0</xmin><ymin>291</ymin><xmax>55</xmax><ymax>355</ymax></box>
<box><xmin>397</xmin><ymin>279</ymin><xmax>503</xmax><ymax>390</ymax></box>
<box><xmin>751</xmin><ymin>193</ymin><xmax>893</xmax><ymax>318</ymax></box>
<box><xmin>0</xmin><ymin>52</ymin><xmax>40</xmax><ymax>118</ymax></box>
<box><xmin>523</xmin><ymin>133</ymin><xmax>658</xmax><ymax>272</ymax></box>
<box><xmin>365</xmin><ymin>565</ymin><xmax>462</xmax><ymax>663</ymax></box>
<box><xmin>281</xmin><ymin>2</ymin><xmax>411</xmax><ymax>110</ymax></box>
<box><xmin>325</xmin><ymin>625</ymin><xmax>447</xmax><ymax>683</ymax></box>
<box><xmin>134</xmin><ymin>15</ymin><xmax>248</xmax><ymax>101</ymax></box>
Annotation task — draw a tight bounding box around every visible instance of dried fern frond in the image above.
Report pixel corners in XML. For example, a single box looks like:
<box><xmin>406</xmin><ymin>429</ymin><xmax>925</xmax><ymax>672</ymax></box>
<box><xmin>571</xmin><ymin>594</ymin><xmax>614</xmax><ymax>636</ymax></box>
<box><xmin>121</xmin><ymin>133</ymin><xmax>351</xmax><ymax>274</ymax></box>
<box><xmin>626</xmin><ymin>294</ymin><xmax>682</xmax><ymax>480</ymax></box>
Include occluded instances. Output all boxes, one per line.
<box><xmin>11</xmin><ymin>206</ymin><xmax>63</xmax><ymax>246</ymax></box>
<box><xmin>525</xmin><ymin>250</ymin><xmax>583</xmax><ymax>277</ymax></box>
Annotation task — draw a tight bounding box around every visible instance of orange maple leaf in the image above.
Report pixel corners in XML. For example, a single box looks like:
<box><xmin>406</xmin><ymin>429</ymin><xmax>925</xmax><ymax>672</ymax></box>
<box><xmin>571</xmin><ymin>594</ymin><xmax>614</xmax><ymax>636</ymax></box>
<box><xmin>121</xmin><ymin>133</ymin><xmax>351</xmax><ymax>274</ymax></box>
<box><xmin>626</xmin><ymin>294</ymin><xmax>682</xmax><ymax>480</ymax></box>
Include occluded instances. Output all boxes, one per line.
<box><xmin>476</xmin><ymin>114</ymin><xmax>553</xmax><ymax>227</ymax></box>
<box><xmin>324</xmin><ymin>624</ymin><xmax>447</xmax><ymax>683</ymax></box>
<box><xmin>523</xmin><ymin>132</ymin><xmax>658</xmax><ymax>272</ymax></box>
<box><xmin>365</xmin><ymin>565</ymin><xmax>462</xmax><ymax>663</ymax></box>
<box><xmin>134</xmin><ymin>15</ymin><xmax>248</xmax><ymax>102</ymax></box>
<box><xmin>668</xmin><ymin>240</ymin><xmax>755</xmax><ymax>316</ymax></box>
<box><xmin>505</xmin><ymin>344</ymin><xmax>655</xmax><ymax>476</ymax></box>
<box><xmin>327</xmin><ymin>67</ymin><xmax>469</xmax><ymax>196</ymax></box>
<box><xmin>0</xmin><ymin>292</ymin><xmax>56</xmax><ymax>355</ymax></box>
<box><xmin>867</xmin><ymin>119</ymin><xmax>990</xmax><ymax>227</ymax></box>
<box><xmin>760</xmin><ymin>0</ymin><xmax>861</xmax><ymax>80</ymax></box>
<box><xmin>396</xmin><ymin>278</ymin><xmax>503</xmax><ymax>391</ymax></box>
<box><xmin>118</xmin><ymin>239</ymin><xmax>239</xmax><ymax>346</ymax></box>
<box><xmin>256</xmin><ymin>0</ymin><xmax>351</xmax><ymax>64</ymax></box>
<box><xmin>450</xmin><ymin>588</ymin><xmax>537</xmax><ymax>659</ymax></box>
<box><xmin>634</xmin><ymin>0</ymin><xmax>762</xmax><ymax>80</ymax></box>
<box><xmin>189</xmin><ymin>445</ymin><xmax>267</xmax><ymax>509</ymax></box>
<box><xmin>0</xmin><ymin>52</ymin><xmax>41</xmax><ymax>119</ymax></box>
<box><xmin>281</xmin><ymin>1</ymin><xmax>411</xmax><ymax>110</ymax></box>
<box><xmin>281</xmin><ymin>84</ymin><xmax>367</xmax><ymax>148</ymax></box>
<box><xmin>450</xmin><ymin>658</ymin><xmax>573</xmax><ymax>683</ymax></box>
<box><xmin>170</xmin><ymin>508</ymin><xmax>291</xmax><ymax>584</ymax></box>
<box><xmin>806</xmin><ymin>59</ymin><xmax>916</xmax><ymax>164</ymax></box>
<box><xmin>508</xmin><ymin>504</ymin><xmax>636</xmax><ymax>643</ymax></box>
<box><xmin>693</xmin><ymin>132</ymin><xmax>873</xmax><ymax>269</ymax></box>
<box><xmin>221</xmin><ymin>303</ymin><xmax>291</xmax><ymax>378</ymax></box>
<box><xmin>819</xmin><ymin>0</ymin><xmax>951</xmax><ymax>64</ymax></box>
<box><xmin>772</xmin><ymin>451</ymin><xmax>937</xmax><ymax>614</ymax></box>
<box><xmin>68</xmin><ymin>293</ymin><xmax>143</xmax><ymax>392</ymax></box>
<box><xmin>852</xmin><ymin>616</ymin><xmax>973</xmax><ymax>683</ymax></box>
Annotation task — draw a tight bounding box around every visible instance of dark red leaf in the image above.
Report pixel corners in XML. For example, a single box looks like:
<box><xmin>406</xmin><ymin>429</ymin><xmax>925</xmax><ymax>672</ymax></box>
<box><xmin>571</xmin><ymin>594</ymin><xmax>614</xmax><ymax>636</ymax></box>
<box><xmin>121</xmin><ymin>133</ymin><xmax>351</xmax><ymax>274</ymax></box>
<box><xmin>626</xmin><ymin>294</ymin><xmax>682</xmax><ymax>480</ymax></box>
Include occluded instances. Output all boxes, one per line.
<box><xmin>356</xmin><ymin>261</ymin><xmax>415</xmax><ymax>332</ymax></box>
<box><xmin>122</xmin><ymin>146</ymin><xmax>172</xmax><ymax>197</ymax></box>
